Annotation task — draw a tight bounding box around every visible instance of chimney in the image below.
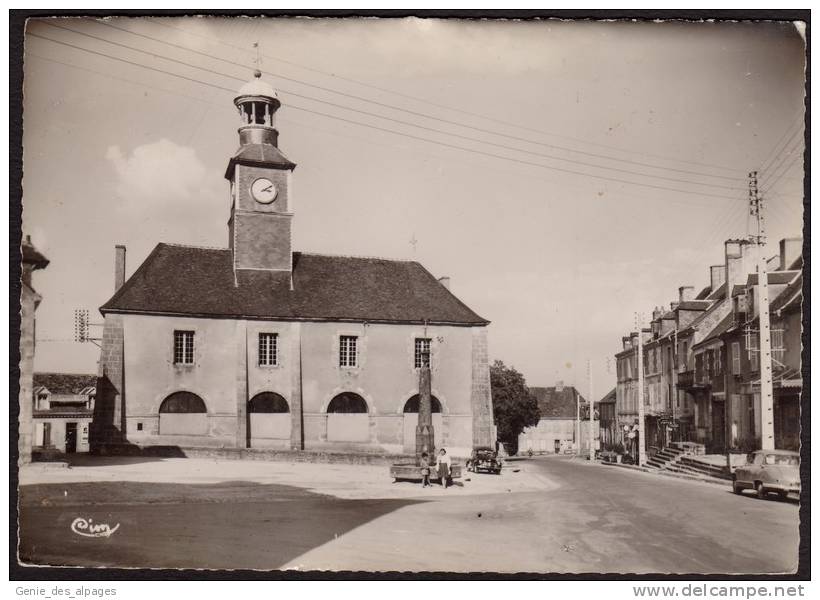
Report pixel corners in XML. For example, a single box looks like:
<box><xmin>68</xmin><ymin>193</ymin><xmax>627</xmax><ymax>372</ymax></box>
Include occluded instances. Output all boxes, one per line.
<box><xmin>779</xmin><ymin>237</ymin><xmax>801</xmax><ymax>271</ymax></box>
<box><xmin>437</xmin><ymin>276</ymin><xmax>451</xmax><ymax>290</ymax></box>
<box><xmin>725</xmin><ymin>239</ymin><xmax>751</xmax><ymax>290</ymax></box>
<box><xmin>555</xmin><ymin>380</ymin><xmax>564</xmax><ymax>392</ymax></box>
<box><xmin>115</xmin><ymin>245</ymin><xmax>126</xmax><ymax>291</ymax></box>
<box><xmin>709</xmin><ymin>265</ymin><xmax>726</xmax><ymax>292</ymax></box>
<box><xmin>678</xmin><ymin>286</ymin><xmax>694</xmax><ymax>303</ymax></box>
<box><xmin>652</xmin><ymin>306</ymin><xmax>663</xmax><ymax>321</ymax></box>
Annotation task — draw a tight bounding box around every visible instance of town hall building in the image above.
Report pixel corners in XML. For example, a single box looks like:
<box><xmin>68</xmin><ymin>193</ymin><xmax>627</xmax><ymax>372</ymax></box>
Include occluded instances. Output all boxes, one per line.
<box><xmin>91</xmin><ymin>71</ymin><xmax>494</xmax><ymax>458</ymax></box>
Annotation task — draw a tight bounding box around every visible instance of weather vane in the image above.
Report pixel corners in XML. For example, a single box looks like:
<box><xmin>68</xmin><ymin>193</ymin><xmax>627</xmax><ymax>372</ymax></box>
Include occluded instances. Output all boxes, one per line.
<box><xmin>252</xmin><ymin>42</ymin><xmax>262</xmax><ymax>75</ymax></box>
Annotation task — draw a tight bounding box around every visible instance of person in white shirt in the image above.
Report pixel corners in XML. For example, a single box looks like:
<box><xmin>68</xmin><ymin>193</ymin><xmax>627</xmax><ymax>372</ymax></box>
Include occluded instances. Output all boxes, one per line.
<box><xmin>437</xmin><ymin>448</ymin><xmax>452</xmax><ymax>488</ymax></box>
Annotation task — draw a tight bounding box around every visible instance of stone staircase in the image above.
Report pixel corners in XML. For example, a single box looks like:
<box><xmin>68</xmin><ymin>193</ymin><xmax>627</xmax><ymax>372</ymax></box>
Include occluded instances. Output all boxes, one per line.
<box><xmin>666</xmin><ymin>456</ymin><xmax>732</xmax><ymax>480</ymax></box>
<box><xmin>645</xmin><ymin>442</ymin><xmax>731</xmax><ymax>481</ymax></box>
<box><xmin>646</xmin><ymin>445</ymin><xmax>686</xmax><ymax>470</ymax></box>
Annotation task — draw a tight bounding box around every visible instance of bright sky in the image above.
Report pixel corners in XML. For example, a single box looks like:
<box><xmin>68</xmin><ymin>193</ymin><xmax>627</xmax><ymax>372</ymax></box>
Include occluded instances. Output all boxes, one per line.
<box><xmin>21</xmin><ymin>17</ymin><xmax>805</xmax><ymax>397</ymax></box>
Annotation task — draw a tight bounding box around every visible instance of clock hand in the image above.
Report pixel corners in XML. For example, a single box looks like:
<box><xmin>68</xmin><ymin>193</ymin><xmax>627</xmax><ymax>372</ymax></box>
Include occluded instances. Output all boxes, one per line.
<box><xmin>262</xmin><ymin>185</ymin><xmax>273</xmax><ymax>193</ymax></box>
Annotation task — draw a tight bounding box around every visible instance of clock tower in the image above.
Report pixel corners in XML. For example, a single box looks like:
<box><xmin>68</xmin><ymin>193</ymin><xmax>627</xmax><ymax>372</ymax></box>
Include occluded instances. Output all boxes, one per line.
<box><xmin>225</xmin><ymin>70</ymin><xmax>297</xmax><ymax>273</ymax></box>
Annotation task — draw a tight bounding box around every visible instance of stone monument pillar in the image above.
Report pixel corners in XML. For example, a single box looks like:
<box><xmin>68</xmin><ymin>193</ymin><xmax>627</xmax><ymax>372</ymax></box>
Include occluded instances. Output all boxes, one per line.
<box><xmin>415</xmin><ymin>350</ymin><xmax>434</xmax><ymax>464</ymax></box>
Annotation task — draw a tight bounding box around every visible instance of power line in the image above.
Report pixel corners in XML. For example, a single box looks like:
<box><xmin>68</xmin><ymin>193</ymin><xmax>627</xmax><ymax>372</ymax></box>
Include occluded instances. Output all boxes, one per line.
<box><xmin>758</xmin><ymin>110</ymin><xmax>804</xmax><ymax>175</ymax></box>
<box><xmin>761</xmin><ymin>140</ymin><xmax>805</xmax><ymax>197</ymax></box>
<box><xmin>28</xmin><ymin>30</ymin><xmax>744</xmax><ymax>202</ymax></box>
<box><xmin>94</xmin><ymin>18</ymin><xmax>747</xmax><ymax>183</ymax></box>
<box><xmin>46</xmin><ymin>20</ymin><xmax>746</xmax><ymax>193</ymax></box>
<box><xmin>151</xmin><ymin>18</ymin><xmax>746</xmax><ymax>176</ymax></box>
<box><xmin>29</xmin><ymin>50</ymin><xmax>729</xmax><ymax>212</ymax></box>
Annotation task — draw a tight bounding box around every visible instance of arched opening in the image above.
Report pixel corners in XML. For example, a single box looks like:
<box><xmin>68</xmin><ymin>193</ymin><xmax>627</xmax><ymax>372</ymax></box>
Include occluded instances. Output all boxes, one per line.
<box><xmin>158</xmin><ymin>392</ymin><xmax>207</xmax><ymax>435</ymax></box>
<box><xmin>159</xmin><ymin>392</ymin><xmax>206</xmax><ymax>413</ymax></box>
<box><xmin>249</xmin><ymin>392</ymin><xmax>289</xmax><ymax>413</ymax></box>
<box><xmin>326</xmin><ymin>392</ymin><xmax>369</xmax><ymax>443</ymax></box>
<box><xmin>403</xmin><ymin>394</ymin><xmax>442</xmax><ymax>413</ymax></box>
<box><xmin>327</xmin><ymin>392</ymin><xmax>368</xmax><ymax>414</ymax></box>
<box><xmin>402</xmin><ymin>395</ymin><xmax>444</xmax><ymax>452</ymax></box>
<box><xmin>249</xmin><ymin>392</ymin><xmax>291</xmax><ymax>443</ymax></box>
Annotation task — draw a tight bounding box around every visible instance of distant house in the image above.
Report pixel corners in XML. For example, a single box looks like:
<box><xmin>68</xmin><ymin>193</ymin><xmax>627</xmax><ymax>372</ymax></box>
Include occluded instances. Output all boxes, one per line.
<box><xmin>518</xmin><ymin>382</ymin><xmax>593</xmax><ymax>454</ymax></box>
<box><xmin>597</xmin><ymin>388</ymin><xmax>617</xmax><ymax>448</ymax></box>
<box><xmin>32</xmin><ymin>373</ymin><xmax>96</xmax><ymax>454</ymax></box>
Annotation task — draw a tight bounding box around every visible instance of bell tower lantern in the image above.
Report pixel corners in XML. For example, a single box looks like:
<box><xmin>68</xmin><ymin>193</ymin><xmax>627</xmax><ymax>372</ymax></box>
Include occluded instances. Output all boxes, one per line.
<box><xmin>225</xmin><ymin>70</ymin><xmax>297</xmax><ymax>273</ymax></box>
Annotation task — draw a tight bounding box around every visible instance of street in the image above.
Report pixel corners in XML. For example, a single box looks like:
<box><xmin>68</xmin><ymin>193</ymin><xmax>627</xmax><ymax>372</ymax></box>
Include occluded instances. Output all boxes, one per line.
<box><xmin>18</xmin><ymin>456</ymin><xmax>799</xmax><ymax>573</ymax></box>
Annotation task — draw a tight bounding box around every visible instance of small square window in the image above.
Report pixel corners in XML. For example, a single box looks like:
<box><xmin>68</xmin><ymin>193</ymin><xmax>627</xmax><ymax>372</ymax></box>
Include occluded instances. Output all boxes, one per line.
<box><xmin>136</xmin><ymin>422</ymin><xmax>143</xmax><ymax>431</ymax></box>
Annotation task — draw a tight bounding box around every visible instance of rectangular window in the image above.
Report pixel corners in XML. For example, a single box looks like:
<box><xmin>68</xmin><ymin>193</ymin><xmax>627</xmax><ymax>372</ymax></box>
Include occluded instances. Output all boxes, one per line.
<box><xmin>339</xmin><ymin>335</ymin><xmax>358</xmax><ymax>367</ymax></box>
<box><xmin>772</xmin><ymin>328</ymin><xmax>785</xmax><ymax>365</ymax></box>
<box><xmin>173</xmin><ymin>330</ymin><xmax>195</xmax><ymax>365</ymax></box>
<box><xmin>732</xmin><ymin>342</ymin><xmax>741</xmax><ymax>375</ymax></box>
<box><xmin>750</xmin><ymin>334</ymin><xmax>760</xmax><ymax>372</ymax></box>
<box><xmin>414</xmin><ymin>338</ymin><xmax>431</xmax><ymax>368</ymax></box>
<box><xmin>258</xmin><ymin>332</ymin><xmax>278</xmax><ymax>366</ymax></box>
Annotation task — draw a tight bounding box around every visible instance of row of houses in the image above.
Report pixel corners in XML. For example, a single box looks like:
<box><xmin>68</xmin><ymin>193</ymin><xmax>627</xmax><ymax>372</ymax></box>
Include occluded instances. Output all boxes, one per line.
<box><xmin>615</xmin><ymin>237</ymin><xmax>803</xmax><ymax>456</ymax></box>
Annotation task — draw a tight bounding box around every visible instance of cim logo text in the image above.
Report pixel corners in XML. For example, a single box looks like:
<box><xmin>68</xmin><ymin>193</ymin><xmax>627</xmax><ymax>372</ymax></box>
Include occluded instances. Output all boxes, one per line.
<box><xmin>70</xmin><ymin>517</ymin><xmax>120</xmax><ymax>538</ymax></box>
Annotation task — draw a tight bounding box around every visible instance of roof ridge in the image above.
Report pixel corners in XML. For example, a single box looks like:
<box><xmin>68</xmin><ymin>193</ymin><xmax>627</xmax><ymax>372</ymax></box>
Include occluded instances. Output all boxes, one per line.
<box><xmin>159</xmin><ymin>242</ymin><xmax>230</xmax><ymax>252</ymax></box>
<box><xmin>297</xmin><ymin>250</ymin><xmax>416</xmax><ymax>263</ymax></box>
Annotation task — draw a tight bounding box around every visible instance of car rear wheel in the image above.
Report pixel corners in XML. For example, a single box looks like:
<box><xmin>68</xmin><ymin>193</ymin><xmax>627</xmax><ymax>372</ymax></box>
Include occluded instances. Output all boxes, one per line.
<box><xmin>777</xmin><ymin>492</ymin><xmax>788</xmax><ymax>501</ymax></box>
<box><xmin>755</xmin><ymin>482</ymin><xmax>767</xmax><ymax>500</ymax></box>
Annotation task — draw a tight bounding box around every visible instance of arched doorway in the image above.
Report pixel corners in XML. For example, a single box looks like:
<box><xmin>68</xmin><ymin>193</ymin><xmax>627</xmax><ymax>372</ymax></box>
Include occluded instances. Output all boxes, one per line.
<box><xmin>326</xmin><ymin>392</ymin><xmax>369</xmax><ymax>442</ymax></box>
<box><xmin>249</xmin><ymin>392</ymin><xmax>291</xmax><ymax>443</ymax></box>
<box><xmin>159</xmin><ymin>392</ymin><xmax>207</xmax><ymax>435</ymax></box>
<box><xmin>402</xmin><ymin>394</ymin><xmax>444</xmax><ymax>452</ymax></box>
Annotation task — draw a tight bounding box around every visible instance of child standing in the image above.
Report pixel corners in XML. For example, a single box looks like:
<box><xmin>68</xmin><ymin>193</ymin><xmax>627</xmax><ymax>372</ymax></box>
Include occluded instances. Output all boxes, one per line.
<box><xmin>420</xmin><ymin>452</ymin><xmax>431</xmax><ymax>487</ymax></box>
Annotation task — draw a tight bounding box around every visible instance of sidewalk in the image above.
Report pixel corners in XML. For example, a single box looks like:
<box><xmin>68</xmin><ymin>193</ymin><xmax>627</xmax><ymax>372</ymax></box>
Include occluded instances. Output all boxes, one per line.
<box><xmin>19</xmin><ymin>456</ymin><xmax>557</xmax><ymax>500</ymax></box>
<box><xmin>599</xmin><ymin>459</ymin><xmax>731</xmax><ymax>487</ymax></box>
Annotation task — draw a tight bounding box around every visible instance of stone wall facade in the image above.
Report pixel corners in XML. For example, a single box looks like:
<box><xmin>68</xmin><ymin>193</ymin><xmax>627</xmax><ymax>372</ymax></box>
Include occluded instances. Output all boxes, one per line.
<box><xmin>93</xmin><ymin>314</ymin><xmax>494</xmax><ymax>458</ymax></box>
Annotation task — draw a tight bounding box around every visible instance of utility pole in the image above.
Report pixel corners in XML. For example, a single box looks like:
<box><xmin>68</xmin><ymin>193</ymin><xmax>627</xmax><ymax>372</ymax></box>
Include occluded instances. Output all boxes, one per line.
<box><xmin>636</xmin><ymin>313</ymin><xmax>646</xmax><ymax>466</ymax></box>
<box><xmin>575</xmin><ymin>386</ymin><xmax>581</xmax><ymax>457</ymax></box>
<box><xmin>749</xmin><ymin>170</ymin><xmax>775</xmax><ymax>450</ymax></box>
<box><xmin>588</xmin><ymin>359</ymin><xmax>595</xmax><ymax>461</ymax></box>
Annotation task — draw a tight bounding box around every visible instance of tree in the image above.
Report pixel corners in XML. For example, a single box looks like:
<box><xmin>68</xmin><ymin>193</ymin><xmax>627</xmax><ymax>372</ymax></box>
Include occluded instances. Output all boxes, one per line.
<box><xmin>490</xmin><ymin>360</ymin><xmax>540</xmax><ymax>455</ymax></box>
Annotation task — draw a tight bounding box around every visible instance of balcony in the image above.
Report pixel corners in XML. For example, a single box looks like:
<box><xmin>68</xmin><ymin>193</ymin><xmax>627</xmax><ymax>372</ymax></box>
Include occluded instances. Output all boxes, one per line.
<box><xmin>677</xmin><ymin>370</ymin><xmax>696</xmax><ymax>389</ymax></box>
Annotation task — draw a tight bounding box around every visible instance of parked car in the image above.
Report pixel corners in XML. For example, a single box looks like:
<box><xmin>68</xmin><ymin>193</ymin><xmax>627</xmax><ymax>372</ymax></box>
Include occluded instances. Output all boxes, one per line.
<box><xmin>466</xmin><ymin>447</ymin><xmax>502</xmax><ymax>474</ymax></box>
<box><xmin>732</xmin><ymin>449</ymin><xmax>800</xmax><ymax>500</ymax></box>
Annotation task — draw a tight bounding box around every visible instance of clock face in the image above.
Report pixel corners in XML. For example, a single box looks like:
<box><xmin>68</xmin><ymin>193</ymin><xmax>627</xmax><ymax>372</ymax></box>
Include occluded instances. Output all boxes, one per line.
<box><xmin>251</xmin><ymin>178</ymin><xmax>278</xmax><ymax>204</ymax></box>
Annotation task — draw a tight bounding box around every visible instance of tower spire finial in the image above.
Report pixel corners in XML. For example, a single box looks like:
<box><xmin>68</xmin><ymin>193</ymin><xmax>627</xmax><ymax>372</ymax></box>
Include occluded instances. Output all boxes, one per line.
<box><xmin>253</xmin><ymin>42</ymin><xmax>262</xmax><ymax>77</ymax></box>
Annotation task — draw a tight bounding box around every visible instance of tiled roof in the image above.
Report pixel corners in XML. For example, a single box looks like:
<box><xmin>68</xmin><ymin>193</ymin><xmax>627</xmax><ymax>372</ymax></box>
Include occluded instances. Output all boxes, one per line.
<box><xmin>770</xmin><ymin>272</ymin><xmax>802</xmax><ymax>314</ymax></box>
<box><xmin>745</xmin><ymin>271</ymin><xmax>799</xmax><ymax>287</ymax></box>
<box><xmin>22</xmin><ymin>238</ymin><xmax>49</xmax><ymax>268</ymax></box>
<box><xmin>693</xmin><ymin>312</ymin><xmax>734</xmax><ymax>348</ymax></box>
<box><xmin>598</xmin><ymin>387</ymin><xmax>617</xmax><ymax>404</ymax></box>
<box><xmin>101</xmin><ymin>243</ymin><xmax>489</xmax><ymax>325</ymax></box>
<box><xmin>529</xmin><ymin>386</ymin><xmax>586</xmax><ymax>419</ymax></box>
<box><xmin>224</xmin><ymin>143</ymin><xmax>296</xmax><ymax>178</ymax></box>
<box><xmin>33</xmin><ymin>373</ymin><xmax>97</xmax><ymax>395</ymax></box>
<box><xmin>677</xmin><ymin>301</ymin><xmax>710</xmax><ymax>311</ymax></box>
<box><xmin>706</xmin><ymin>282</ymin><xmax>727</xmax><ymax>301</ymax></box>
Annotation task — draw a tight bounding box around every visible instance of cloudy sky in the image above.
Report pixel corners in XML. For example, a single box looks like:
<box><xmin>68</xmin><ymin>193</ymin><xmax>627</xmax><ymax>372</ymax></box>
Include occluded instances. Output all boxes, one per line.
<box><xmin>21</xmin><ymin>17</ymin><xmax>805</xmax><ymax>396</ymax></box>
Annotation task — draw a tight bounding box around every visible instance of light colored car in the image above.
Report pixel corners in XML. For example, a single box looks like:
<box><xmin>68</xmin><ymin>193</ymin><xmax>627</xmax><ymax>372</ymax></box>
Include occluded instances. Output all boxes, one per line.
<box><xmin>732</xmin><ymin>449</ymin><xmax>800</xmax><ymax>500</ymax></box>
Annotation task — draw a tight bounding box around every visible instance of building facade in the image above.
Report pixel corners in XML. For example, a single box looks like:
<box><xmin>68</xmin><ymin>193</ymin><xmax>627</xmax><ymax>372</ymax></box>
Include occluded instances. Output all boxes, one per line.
<box><xmin>616</xmin><ymin>237</ymin><xmax>802</xmax><ymax>457</ymax></box>
<box><xmin>519</xmin><ymin>384</ymin><xmax>595</xmax><ymax>454</ymax></box>
<box><xmin>32</xmin><ymin>373</ymin><xmax>96</xmax><ymax>455</ymax></box>
<box><xmin>18</xmin><ymin>235</ymin><xmax>49</xmax><ymax>465</ymax></box>
<box><xmin>91</xmin><ymin>73</ymin><xmax>494</xmax><ymax>458</ymax></box>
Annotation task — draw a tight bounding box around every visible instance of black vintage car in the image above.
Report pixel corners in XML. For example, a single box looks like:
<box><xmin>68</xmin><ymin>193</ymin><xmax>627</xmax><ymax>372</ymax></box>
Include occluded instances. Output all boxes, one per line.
<box><xmin>466</xmin><ymin>447</ymin><xmax>503</xmax><ymax>474</ymax></box>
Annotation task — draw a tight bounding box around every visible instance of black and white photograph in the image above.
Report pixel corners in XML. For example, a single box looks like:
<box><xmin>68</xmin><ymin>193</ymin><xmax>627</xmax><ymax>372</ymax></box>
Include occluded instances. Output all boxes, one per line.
<box><xmin>10</xmin><ymin>10</ymin><xmax>809</xmax><ymax>581</ymax></box>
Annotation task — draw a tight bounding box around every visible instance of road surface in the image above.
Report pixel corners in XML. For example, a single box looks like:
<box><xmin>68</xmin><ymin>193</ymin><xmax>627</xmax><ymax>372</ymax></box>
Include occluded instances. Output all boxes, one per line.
<box><xmin>18</xmin><ymin>456</ymin><xmax>800</xmax><ymax>573</ymax></box>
